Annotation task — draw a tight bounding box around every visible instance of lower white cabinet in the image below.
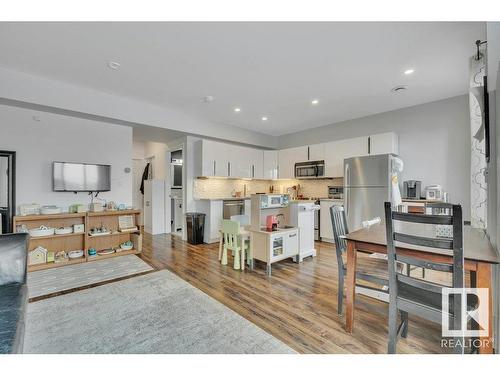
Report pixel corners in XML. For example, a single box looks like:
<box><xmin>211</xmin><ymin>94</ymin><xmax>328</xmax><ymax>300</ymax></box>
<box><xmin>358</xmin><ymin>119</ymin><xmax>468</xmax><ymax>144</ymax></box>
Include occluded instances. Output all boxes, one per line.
<box><xmin>319</xmin><ymin>199</ymin><xmax>344</xmax><ymax>242</ymax></box>
<box><xmin>250</xmin><ymin>227</ymin><xmax>299</xmax><ymax>275</ymax></box>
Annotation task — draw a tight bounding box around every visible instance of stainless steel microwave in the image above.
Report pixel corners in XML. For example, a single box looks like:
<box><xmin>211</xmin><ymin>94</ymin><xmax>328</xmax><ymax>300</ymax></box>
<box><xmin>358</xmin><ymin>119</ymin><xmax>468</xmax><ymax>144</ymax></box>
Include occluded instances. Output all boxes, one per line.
<box><xmin>294</xmin><ymin>160</ymin><xmax>325</xmax><ymax>179</ymax></box>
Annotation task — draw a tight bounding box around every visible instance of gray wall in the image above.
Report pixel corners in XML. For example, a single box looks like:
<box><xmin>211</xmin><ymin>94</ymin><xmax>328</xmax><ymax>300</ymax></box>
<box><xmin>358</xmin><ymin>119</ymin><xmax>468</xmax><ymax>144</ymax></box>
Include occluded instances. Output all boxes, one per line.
<box><xmin>279</xmin><ymin>95</ymin><xmax>471</xmax><ymax>220</ymax></box>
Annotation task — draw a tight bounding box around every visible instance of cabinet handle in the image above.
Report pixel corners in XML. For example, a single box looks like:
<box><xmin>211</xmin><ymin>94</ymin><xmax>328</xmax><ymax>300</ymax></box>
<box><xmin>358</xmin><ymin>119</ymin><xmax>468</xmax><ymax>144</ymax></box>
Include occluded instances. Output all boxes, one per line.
<box><xmin>252</xmin><ymin>165</ymin><xmax>255</xmax><ymax>178</ymax></box>
<box><xmin>228</xmin><ymin>162</ymin><xmax>231</xmax><ymax>177</ymax></box>
<box><xmin>213</xmin><ymin>161</ymin><xmax>216</xmax><ymax>176</ymax></box>
<box><xmin>368</xmin><ymin>136</ymin><xmax>371</xmax><ymax>154</ymax></box>
<box><xmin>307</xmin><ymin>146</ymin><xmax>310</xmax><ymax>160</ymax></box>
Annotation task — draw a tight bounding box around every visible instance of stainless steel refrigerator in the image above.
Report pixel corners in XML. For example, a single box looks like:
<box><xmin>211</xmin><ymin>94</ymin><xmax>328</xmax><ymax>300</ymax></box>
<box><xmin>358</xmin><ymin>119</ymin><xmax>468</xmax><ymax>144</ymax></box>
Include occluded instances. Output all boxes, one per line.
<box><xmin>344</xmin><ymin>154</ymin><xmax>399</xmax><ymax>231</ymax></box>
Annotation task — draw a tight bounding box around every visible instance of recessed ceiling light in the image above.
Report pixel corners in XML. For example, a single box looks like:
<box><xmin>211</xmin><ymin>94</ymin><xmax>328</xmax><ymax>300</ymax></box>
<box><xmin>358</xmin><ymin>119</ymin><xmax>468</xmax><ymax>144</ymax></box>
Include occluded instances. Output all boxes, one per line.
<box><xmin>234</xmin><ymin>108</ymin><xmax>241</xmax><ymax>112</ymax></box>
<box><xmin>391</xmin><ymin>85</ymin><xmax>408</xmax><ymax>93</ymax></box>
<box><xmin>261</xmin><ymin>116</ymin><xmax>268</xmax><ymax>121</ymax></box>
<box><xmin>107</xmin><ymin>61</ymin><xmax>121</xmax><ymax>70</ymax></box>
<box><xmin>311</xmin><ymin>99</ymin><xmax>319</xmax><ymax>105</ymax></box>
<box><xmin>404</xmin><ymin>69</ymin><xmax>415</xmax><ymax>75</ymax></box>
<box><xmin>203</xmin><ymin>95</ymin><xmax>215</xmax><ymax>103</ymax></box>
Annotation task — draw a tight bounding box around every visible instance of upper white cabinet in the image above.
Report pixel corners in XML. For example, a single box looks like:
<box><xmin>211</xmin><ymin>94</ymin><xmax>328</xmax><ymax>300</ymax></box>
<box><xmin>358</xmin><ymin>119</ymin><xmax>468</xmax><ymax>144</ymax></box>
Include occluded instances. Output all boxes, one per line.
<box><xmin>198</xmin><ymin>139</ymin><xmax>230</xmax><ymax>177</ymax></box>
<box><xmin>324</xmin><ymin>136</ymin><xmax>368</xmax><ymax>177</ymax></box>
<box><xmin>278</xmin><ymin>146</ymin><xmax>308</xmax><ymax>179</ymax></box>
<box><xmin>263</xmin><ymin>150</ymin><xmax>279</xmax><ymax>179</ymax></box>
<box><xmin>369</xmin><ymin>132</ymin><xmax>399</xmax><ymax>155</ymax></box>
<box><xmin>195</xmin><ymin>140</ymin><xmax>264</xmax><ymax>179</ymax></box>
<box><xmin>308</xmin><ymin>143</ymin><xmax>325</xmax><ymax>161</ymax></box>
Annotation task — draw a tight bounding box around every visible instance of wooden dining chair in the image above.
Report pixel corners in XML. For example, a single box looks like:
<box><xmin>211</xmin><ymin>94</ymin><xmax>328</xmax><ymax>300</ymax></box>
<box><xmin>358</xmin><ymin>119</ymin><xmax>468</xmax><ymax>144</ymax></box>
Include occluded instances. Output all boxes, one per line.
<box><xmin>330</xmin><ymin>205</ymin><xmax>402</xmax><ymax>315</ymax></box>
<box><xmin>384</xmin><ymin>201</ymin><xmax>471</xmax><ymax>354</ymax></box>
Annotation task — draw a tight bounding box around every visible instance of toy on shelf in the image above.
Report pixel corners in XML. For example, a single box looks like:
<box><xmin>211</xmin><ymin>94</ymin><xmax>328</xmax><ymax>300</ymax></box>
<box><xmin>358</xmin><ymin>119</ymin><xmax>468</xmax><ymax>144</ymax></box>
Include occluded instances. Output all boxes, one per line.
<box><xmin>29</xmin><ymin>246</ymin><xmax>48</xmax><ymax>265</ymax></box>
<box><xmin>54</xmin><ymin>251</ymin><xmax>68</xmax><ymax>263</ymax></box>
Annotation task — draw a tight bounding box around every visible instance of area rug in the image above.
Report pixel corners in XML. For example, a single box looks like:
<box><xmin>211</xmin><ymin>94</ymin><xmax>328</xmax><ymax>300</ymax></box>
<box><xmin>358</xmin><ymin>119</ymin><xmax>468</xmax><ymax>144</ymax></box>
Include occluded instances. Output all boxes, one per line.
<box><xmin>24</xmin><ymin>270</ymin><xmax>295</xmax><ymax>354</ymax></box>
<box><xmin>27</xmin><ymin>255</ymin><xmax>154</xmax><ymax>299</ymax></box>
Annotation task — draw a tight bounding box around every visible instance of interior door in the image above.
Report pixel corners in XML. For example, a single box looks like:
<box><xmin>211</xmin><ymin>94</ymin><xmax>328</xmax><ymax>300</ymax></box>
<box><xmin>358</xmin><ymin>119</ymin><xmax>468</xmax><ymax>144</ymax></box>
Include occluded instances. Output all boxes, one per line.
<box><xmin>345</xmin><ymin>186</ymin><xmax>390</xmax><ymax>231</ymax></box>
<box><xmin>0</xmin><ymin>151</ymin><xmax>15</xmax><ymax>234</ymax></box>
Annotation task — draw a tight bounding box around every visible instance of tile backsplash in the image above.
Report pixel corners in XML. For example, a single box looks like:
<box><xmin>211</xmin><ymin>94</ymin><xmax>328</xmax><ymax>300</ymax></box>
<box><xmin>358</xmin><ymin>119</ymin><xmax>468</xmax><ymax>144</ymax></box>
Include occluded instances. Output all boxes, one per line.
<box><xmin>193</xmin><ymin>177</ymin><xmax>343</xmax><ymax>199</ymax></box>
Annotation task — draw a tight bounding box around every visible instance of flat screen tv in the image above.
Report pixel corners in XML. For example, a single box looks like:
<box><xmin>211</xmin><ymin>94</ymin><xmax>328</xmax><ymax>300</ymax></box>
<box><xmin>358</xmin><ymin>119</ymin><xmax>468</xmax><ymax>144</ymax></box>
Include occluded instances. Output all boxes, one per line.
<box><xmin>53</xmin><ymin>162</ymin><xmax>111</xmax><ymax>192</ymax></box>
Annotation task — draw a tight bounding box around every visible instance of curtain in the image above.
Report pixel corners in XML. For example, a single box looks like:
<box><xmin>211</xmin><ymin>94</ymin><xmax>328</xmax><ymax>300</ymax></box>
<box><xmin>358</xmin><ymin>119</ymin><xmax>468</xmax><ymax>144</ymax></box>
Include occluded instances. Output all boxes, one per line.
<box><xmin>469</xmin><ymin>51</ymin><xmax>488</xmax><ymax>229</ymax></box>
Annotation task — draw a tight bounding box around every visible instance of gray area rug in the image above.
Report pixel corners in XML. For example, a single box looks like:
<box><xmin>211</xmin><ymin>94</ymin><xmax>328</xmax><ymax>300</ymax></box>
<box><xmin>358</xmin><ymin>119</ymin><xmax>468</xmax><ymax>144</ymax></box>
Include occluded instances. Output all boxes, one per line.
<box><xmin>24</xmin><ymin>270</ymin><xmax>295</xmax><ymax>354</ymax></box>
<box><xmin>28</xmin><ymin>255</ymin><xmax>153</xmax><ymax>298</ymax></box>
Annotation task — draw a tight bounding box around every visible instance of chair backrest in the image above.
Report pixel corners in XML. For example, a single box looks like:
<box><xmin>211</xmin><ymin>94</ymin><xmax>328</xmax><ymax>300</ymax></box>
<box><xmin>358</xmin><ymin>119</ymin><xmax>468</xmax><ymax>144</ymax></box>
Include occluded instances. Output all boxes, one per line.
<box><xmin>221</xmin><ymin>219</ymin><xmax>241</xmax><ymax>251</ymax></box>
<box><xmin>329</xmin><ymin>205</ymin><xmax>349</xmax><ymax>268</ymax></box>
<box><xmin>230</xmin><ymin>214</ymin><xmax>250</xmax><ymax>226</ymax></box>
<box><xmin>384</xmin><ymin>201</ymin><xmax>464</xmax><ymax>320</ymax></box>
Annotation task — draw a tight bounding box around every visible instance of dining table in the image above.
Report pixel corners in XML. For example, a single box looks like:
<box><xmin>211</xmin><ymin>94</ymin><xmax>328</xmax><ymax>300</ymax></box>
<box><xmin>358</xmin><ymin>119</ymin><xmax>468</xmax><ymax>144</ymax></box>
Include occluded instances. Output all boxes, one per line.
<box><xmin>344</xmin><ymin>222</ymin><xmax>499</xmax><ymax>354</ymax></box>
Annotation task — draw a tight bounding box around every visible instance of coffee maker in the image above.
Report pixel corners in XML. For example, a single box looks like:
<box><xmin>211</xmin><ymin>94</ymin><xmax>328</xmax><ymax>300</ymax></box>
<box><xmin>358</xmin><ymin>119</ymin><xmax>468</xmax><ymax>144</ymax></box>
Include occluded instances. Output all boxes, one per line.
<box><xmin>403</xmin><ymin>180</ymin><xmax>422</xmax><ymax>199</ymax></box>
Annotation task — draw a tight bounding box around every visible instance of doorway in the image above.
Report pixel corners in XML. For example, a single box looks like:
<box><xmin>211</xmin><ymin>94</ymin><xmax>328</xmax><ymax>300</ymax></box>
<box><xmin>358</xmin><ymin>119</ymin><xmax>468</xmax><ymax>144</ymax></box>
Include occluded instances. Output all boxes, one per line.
<box><xmin>170</xmin><ymin>148</ymin><xmax>183</xmax><ymax>237</ymax></box>
<box><xmin>0</xmin><ymin>150</ymin><xmax>15</xmax><ymax>234</ymax></box>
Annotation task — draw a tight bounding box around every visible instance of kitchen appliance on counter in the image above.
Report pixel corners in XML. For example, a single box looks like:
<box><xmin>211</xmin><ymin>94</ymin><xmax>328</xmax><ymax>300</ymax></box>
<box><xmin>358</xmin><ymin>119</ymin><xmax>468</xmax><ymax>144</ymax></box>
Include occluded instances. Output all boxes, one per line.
<box><xmin>403</xmin><ymin>180</ymin><xmax>421</xmax><ymax>199</ymax></box>
<box><xmin>223</xmin><ymin>199</ymin><xmax>245</xmax><ymax>220</ymax></box>
<box><xmin>295</xmin><ymin>160</ymin><xmax>325</xmax><ymax>179</ymax></box>
<box><xmin>266</xmin><ymin>215</ymin><xmax>279</xmax><ymax>231</ymax></box>
<box><xmin>344</xmin><ymin>154</ymin><xmax>401</xmax><ymax>231</ymax></box>
<box><xmin>259</xmin><ymin>194</ymin><xmax>289</xmax><ymax>209</ymax></box>
<box><xmin>425</xmin><ymin>185</ymin><xmax>444</xmax><ymax>201</ymax></box>
<box><xmin>328</xmin><ymin>186</ymin><xmax>344</xmax><ymax>199</ymax></box>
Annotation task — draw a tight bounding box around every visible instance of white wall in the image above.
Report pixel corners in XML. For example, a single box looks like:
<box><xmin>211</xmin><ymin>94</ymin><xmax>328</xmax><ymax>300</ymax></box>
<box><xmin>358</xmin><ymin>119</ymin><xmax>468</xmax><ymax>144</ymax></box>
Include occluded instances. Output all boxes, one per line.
<box><xmin>0</xmin><ymin>104</ymin><xmax>133</xmax><ymax>212</ymax></box>
<box><xmin>279</xmin><ymin>95</ymin><xmax>471</xmax><ymax>220</ymax></box>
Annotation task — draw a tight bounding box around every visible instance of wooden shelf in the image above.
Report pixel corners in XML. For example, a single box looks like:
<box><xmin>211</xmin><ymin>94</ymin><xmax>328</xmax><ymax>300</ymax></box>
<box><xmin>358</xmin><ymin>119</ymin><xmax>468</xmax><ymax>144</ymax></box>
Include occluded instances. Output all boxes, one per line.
<box><xmin>30</xmin><ymin>232</ymin><xmax>85</xmax><ymax>240</ymax></box>
<box><xmin>28</xmin><ymin>257</ymin><xmax>87</xmax><ymax>272</ymax></box>
<box><xmin>87</xmin><ymin>249</ymin><xmax>139</xmax><ymax>261</ymax></box>
<box><xmin>14</xmin><ymin>212</ymin><xmax>86</xmax><ymax>222</ymax></box>
<box><xmin>87</xmin><ymin>231</ymin><xmax>140</xmax><ymax>239</ymax></box>
<box><xmin>87</xmin><ymin>209</ymin><xmax>141</xmax><ymax>217</ymax></box>
<box><xmin>16</xmin><ymin>210</ymin><xmax>142</xmax><ymax>272</ymax></box>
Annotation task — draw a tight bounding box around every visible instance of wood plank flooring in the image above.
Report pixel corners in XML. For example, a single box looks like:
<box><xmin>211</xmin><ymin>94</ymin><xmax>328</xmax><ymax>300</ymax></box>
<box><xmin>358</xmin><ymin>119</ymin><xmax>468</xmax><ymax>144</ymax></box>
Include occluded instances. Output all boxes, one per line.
<box><xmin>139</xmin><ymin>233</ymin><xmax>450</xmax><ymax>354</ymax></box>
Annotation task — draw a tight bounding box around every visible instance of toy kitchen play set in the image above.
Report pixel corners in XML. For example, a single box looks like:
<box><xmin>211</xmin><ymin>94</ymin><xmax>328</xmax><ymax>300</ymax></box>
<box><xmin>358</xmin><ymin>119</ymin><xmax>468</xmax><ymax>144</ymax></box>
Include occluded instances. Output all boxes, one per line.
<box><xmin>249</xmin><ymin>194</ymin><xmax>320</xmax><ymax>276</ymax></box>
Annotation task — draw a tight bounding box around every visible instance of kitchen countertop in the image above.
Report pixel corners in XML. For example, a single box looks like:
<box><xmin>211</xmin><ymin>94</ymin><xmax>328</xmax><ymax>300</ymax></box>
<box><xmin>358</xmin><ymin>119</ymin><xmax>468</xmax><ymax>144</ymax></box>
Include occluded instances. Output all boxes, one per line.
<box><xmin>248</xmin><ymin>226</ymin><xmax>299</xmax><ymax>235</ymax></box>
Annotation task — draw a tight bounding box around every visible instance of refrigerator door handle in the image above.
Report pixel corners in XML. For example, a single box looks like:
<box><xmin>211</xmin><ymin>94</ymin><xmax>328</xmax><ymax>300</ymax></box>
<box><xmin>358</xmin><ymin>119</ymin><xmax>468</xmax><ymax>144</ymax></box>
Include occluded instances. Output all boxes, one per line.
<box><xmin>344</xmin><ymin>162</ymin><xmax>350</xmax><ymax>216</ymax></box>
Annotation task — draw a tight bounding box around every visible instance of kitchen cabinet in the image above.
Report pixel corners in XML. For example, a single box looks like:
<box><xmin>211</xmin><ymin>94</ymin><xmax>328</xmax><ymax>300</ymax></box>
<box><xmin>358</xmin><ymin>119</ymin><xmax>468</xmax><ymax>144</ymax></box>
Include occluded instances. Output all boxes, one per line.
<box><xmin>248</xmin><ymin>148</ymin><xmax>264</xmax><ymax>179</ymax></box>
<box><xmin>319</xmin><ymin>199</ymin><xmax>344</xmax><ymax>242</ymax></box>
<box><xmin>278</xmin><ymin>146</ymin><xmax>308</xmax><ymax>179</ymax></box>
<box><xmin>198</xmin><ymin>139</ymin><xmax>230</xmax><ymax>177</ymax></box>
<box><xmin>196</xmin><ymin>140</ymin><xmax>264</xmax><ymax>179</ymax></box>
<box><xmin>250</xmin><ymin>227</ymin><xmax>299</xmax><ymax>275</ymax></box>
<box><xmin>263</xmin><ymin>150</ymin><xmax>278</xmax><ymax>179</ymax></box>
<box><xmin>308</xmin><ymin>143</ymin><xmax>325</xmax><ymax>161</ymax></box>
<box><xmin>369</xmin><ymin>132</ymin><xmax>398</xmax><ymax>155</ymax></box>
<box><xmin>324</xmin><ymin>136</ymin><xmax>368</xmax><ymax>177</ymax></box>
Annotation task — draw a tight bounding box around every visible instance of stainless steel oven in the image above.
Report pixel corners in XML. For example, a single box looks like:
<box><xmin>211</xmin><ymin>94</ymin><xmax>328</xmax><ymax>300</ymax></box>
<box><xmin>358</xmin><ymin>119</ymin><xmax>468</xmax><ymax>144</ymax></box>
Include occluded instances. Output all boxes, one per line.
<box><xmin>295</xmin><ymin>160</ymin><xmax>325</xmax><ymax>179</ymax></box>
<box><xmin>223</xmin><ymin>200</ymin><xmax>245</xmax><ymax>219</ymax></box>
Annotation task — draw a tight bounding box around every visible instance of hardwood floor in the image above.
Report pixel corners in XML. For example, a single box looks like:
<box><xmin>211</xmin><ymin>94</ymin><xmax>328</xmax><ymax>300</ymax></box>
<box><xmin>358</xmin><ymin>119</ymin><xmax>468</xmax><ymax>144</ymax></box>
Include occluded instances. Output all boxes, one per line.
<box><xmin>139</xmin><ymin>233</ymin><xmax>450</xmax><ymax>354</ymax></box>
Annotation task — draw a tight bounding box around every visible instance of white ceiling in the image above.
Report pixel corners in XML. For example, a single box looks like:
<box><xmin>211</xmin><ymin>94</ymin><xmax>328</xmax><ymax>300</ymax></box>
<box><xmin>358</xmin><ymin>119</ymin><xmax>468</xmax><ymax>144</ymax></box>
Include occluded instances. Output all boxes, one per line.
<box><xmin>0</xmin><ymin>22</ymin><xmax>485</xmax><ymax>136</ymax></box>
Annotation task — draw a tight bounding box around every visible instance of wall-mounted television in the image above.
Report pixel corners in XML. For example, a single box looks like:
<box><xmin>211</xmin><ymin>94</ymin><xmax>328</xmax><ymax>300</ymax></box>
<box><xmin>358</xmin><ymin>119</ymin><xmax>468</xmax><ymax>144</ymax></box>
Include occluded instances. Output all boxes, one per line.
<box><xmin>53</xmin><ymin>162</ymin><xmax>111</xmax><ymax>192</ymax></box>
